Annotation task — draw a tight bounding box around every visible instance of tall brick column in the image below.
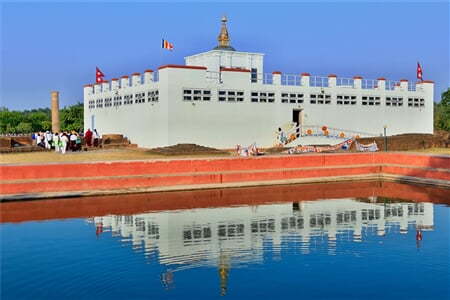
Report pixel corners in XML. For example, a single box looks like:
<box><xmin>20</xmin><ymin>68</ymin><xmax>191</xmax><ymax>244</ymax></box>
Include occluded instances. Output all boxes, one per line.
<box><xmin>51</xmin><ymin>91</ymin><xmax>60</xmax><ymax>133</ymax></box>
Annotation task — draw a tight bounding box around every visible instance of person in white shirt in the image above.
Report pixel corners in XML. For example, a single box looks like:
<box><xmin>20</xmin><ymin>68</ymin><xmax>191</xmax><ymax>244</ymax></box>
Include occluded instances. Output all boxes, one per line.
<box><xmin>93</xmin><ymin>129</ymin><xmax>100</xmax><ymax>147</ymax></box>
<box><xmin>53</xmin><ymin>132</ymin><xmax>60</xmax><ymax>152</ymax></box>
<box><xmin>60</xmin><ymin>133</ymin><xmax>69</xmax><ymax>154</ymax></box>
<box><xmin>36</xmin><ymin>132</ymin><xmax>43</xmax><ymax>148</ymax></box>
<box><xmin>69</xmin><ymin>132</ymin><xmax>77</xmax><ymax>151</ymax></box>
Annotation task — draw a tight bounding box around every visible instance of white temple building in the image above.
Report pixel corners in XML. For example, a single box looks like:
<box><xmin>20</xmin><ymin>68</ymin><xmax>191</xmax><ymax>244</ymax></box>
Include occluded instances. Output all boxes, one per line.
<box><xmin>83</xmin><ymin>16</ymin><xmax>434</xmax><ymax>149</ymax></box>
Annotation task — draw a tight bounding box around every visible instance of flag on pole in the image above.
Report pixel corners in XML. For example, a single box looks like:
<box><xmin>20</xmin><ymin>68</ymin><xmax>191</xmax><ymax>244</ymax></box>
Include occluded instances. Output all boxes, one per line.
<box><xmin>96</xmin><ymin>67</ymin><xmax>105</xmax><ymax>83</ymax></box>
<box><xmin>417</xmin><ymin>62</ymin><xmax>423</xmax><ymax>81</ymax></box>
<box><xmin>161</xmin><ymin>38</ymin><xmax>173</xmax><ymax>51</ymax></box>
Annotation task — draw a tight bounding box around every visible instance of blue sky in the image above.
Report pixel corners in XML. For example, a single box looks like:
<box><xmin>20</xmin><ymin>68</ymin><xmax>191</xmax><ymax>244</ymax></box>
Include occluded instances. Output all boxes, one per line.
<box><xmin>1</xmin><ymin>0</ymin><xmax>449</xmax><ymax>111</ymax></box>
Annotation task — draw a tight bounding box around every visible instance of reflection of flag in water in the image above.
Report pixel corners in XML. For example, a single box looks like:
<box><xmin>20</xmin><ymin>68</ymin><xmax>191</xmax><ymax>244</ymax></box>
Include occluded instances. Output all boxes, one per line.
<box><xmin>161</xmin><ymin>38</ymin><xmax>173</xmax><ymax>51</ymax></box>
<box><xmin>96</xmin><ymin>67</ymin><xmax>105</xmax><ymax>83</ymax></box>
<box><xmin>160</xmin><ymin>270</ymin><xmax>175</xmax><ymax>290</ymax></box>
<box><xmin>417</xmin><ymin>62</ymin><xmax>423</xmax><ymax>81</ymax></box>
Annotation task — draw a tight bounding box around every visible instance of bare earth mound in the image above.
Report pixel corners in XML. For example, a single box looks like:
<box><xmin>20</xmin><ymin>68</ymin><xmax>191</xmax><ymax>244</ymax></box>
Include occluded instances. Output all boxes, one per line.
<box><xmin>146</xmin><ymin>143</ymin><xmax>231</xmax><ymax>156</ymax></box>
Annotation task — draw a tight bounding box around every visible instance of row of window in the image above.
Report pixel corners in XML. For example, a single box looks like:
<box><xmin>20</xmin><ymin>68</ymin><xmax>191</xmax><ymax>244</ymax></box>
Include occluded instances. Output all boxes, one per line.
<box><xmin>183</xmin><ymin>220</ymin><xmax>277</xmax><ymax>244</ymax></box>
<box><xmin>183</xmin><ymin>209</ymin><xmax>387</xmax><ymax>244</ymax></box>
<box><xmin>88</xmin><ymin>89</ymin><xmax>424</xmax><ymax>109</ymax></box>
<box><xmin>88</xmin><ymin>90</ymin><xmax>160</xmax><ymax>108</ymax></box>
<box><xmin>182</xmin><ymin>89</ymin><xmax>424</xmax><ymax>107</ymax></box>
<box><xmin>218</xmin><ymin>90</ymin><xmax>244</xmax><ymax>102</ymax></box>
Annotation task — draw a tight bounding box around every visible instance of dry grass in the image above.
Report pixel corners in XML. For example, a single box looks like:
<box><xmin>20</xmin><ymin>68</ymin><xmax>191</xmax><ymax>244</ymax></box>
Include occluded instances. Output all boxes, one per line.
<box><xmin>0</xmin><ymin>148</ymin><xmax>236</xmax><ymax>165</ymax></box>
<box><xmin>406</xmin><ymin>148</ymin><xmax>450</xmax><ymax>155</ymax></box>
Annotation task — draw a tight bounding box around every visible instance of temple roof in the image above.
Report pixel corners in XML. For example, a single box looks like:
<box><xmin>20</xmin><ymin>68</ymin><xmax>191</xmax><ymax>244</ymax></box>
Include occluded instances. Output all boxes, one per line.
<box><xmin>213</xmin><ymin>16</ymin><xmax>236</xmax><ymax>51</ymax></box>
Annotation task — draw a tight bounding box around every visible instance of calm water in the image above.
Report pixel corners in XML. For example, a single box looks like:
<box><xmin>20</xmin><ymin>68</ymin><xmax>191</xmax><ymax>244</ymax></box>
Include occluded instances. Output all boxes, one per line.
<box><xmin>1</xmin><ymin>182</ymin><xmax>449</xmax><ymax>300</ymax></box>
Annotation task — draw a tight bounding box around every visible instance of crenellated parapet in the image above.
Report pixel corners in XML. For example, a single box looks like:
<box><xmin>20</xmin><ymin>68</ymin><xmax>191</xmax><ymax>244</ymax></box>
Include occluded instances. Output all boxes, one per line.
<box><xmin>84</xmin><ymin>70</ymin><xmax>157</xmax><ymax>96</ymax></box>
<box><xmin>84</xmin><ymin>67</ymin><xmax>434</xmax><ymax>99</ymax></box>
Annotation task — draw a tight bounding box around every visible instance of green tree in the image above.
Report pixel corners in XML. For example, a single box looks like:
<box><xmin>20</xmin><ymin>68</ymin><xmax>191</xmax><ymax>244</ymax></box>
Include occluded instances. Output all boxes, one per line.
<box><xmin>60</xmin><ymin>102</ymin><xmax>84</xmax><ymax>132</ymax></box>
<box><xmin>16</xmin><ymin>122</ymin><xmax>33</xmax><ymax>133</ymax></box>
<box><xmin>0</xmin><ymin>108</ymin><xmax>24</xmax><ymax>133</ymax></box>
<box><xmin>27</xmin><ymin>111</ymin><xmax>50</xmax><ymax>132</ymax></box>
<box><xmin>434</xmin><ymin>88</ymin><xmax>450</xmax><ymax>131</ymax></box>
<box><xmin>41</xmin><ymin>120</ymin><xmax>52</xmax><ymax>131</ymax></box>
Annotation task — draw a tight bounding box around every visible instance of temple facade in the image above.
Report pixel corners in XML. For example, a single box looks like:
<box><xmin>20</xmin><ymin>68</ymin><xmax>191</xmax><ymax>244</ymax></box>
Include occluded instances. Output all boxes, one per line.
<box><xmin>83</xmin><ymin>16</ymin><xmax>434</xmax><ymax>149</ymax></box>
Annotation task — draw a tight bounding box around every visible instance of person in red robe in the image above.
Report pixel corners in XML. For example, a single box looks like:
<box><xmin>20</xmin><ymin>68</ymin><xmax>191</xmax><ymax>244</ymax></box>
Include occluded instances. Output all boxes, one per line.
<box><xmin>85</xmin><ymin>128</ymin><xmax>93</xmax><ymax>147</ymax></box>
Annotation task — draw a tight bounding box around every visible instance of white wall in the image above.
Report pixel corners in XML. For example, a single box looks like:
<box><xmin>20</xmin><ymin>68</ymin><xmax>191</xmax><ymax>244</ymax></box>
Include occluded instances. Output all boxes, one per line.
<box><xmin>185</xmin><ymin>50</ymin><xmax>264</xmax><ymax>73</ymax></box>
<box><xmin>84</xmin><ymin>63</ymin><xmax>434</xmax><ymax>149</ymax></box>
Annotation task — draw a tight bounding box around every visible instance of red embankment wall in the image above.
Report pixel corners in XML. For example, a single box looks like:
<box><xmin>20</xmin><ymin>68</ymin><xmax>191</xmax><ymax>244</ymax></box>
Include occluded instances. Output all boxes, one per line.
<box><xmin>0</xmin><ymin>152</ymin><xmax>449</xmax><ymax>200</ymax></box>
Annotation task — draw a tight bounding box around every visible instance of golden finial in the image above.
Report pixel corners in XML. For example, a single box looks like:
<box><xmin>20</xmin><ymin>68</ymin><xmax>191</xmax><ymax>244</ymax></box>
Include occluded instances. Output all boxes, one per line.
<box><xmin>218</xmin><ymin>15</ymin><xmax>230</xmax><ymax>47</ymax></box>
<box><xmin>214</xmin><ymin>15</ymin><xmax>235</xmax><ymax>51</ymax></box>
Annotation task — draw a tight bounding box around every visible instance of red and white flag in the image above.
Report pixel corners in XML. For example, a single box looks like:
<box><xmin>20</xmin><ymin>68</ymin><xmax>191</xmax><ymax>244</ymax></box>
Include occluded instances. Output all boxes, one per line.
<box><xmin>96</xmin><ymin>67</ymin><xmax>105</xmax><ymax>83</ymax></box>
<box><xmin>417</xmin><ymin>62</ymin><xmax>423</xmax><ymax>81</ymax></box>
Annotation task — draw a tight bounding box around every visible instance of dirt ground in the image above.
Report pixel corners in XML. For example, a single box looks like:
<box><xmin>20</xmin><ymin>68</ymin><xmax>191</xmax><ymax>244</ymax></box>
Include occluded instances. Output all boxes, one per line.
<box><xmin>0</xmin><ymin>145</ymin><xmax>236</xmax><ymax>165</ymax></box>
<box><xmin>1</xmin><ymin>143</ymin><xmax>449</xmax><ymax>165</ymax></box>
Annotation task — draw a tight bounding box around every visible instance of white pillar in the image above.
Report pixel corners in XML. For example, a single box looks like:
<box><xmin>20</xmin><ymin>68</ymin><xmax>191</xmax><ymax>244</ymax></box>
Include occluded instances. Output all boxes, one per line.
<box><xmin>328</xmin><ymin>74</ymin><xmax>337</xmax><ymax>87</ymax></box>
<box><xmin>144</xmin><ymin>70</ymin><xmax>154</xmax><ymax>83</ymax></box>
<box><xmin>301</xmin><ymin>72</ymin><xmax>310</xmax><ymax>86</ymax></box>
<box><xmin>377</xmin><ymin>77</ymin><xmax>386</xmax><ymax>90</ymax></box>
<box><xmin>94</xmin><ymin>83</ymin><xmax>101</xmax><ymax>94</ymax></box>
<box><xmin>272</xmin><ymin>71</ymin><xmax>281</xmax><ymax>85</ymax></box>
<box><xmin>400</xmin><ymin>79</ymin><xmax>408</xmax><ymax>91</ymax></box>
<box><xmin>111</xmin><ymin>78</ymin><xmax>119</xmax><ymax>92</ymax></box>
<box><xmin>353</xmin><ymin>76</ymin><xmax>362</xmax><ymax>89</ymax></box>
<box><xmin>84</xmin><ymin>84</ymin><xmax>94</xmax><ymax>97</ymax></box>
<box><xmin>121</xmin><ymin>76</ymin><xmax>130</xmax><ymax>88</ymax></box>
<box><xmin>132</xmin><ymin>73</ymin><xmax>141</xmax><ymax>86</ymax></box>
<box><xmin>102</xmin><ymin>80</ymin><xmax>110</xmax><ymax>92</ymax></box>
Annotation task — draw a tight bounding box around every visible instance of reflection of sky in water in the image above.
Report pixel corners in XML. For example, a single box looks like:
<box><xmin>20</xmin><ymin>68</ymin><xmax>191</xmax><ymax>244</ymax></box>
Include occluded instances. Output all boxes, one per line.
<box><xmin>1</xmin><ymin>198</ymin><xmax>449</xmax><ymax>300</ymax></box>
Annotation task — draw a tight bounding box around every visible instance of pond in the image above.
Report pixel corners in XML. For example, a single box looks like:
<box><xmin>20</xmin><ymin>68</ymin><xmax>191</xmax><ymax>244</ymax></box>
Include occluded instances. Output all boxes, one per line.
<box><xmin>1</xmin><ymin>181</ymin><xmax>449</xmax><ymax>300</ymax></box>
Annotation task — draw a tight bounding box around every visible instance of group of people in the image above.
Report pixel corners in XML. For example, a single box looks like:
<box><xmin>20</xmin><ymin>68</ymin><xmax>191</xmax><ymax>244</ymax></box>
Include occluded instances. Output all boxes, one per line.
<box><xmin>32</xmin><ymin>128</ymin><xmax>100</xmax><ymax>154</ymax></box>
<box><xmin>34</xmin><ymin>131</ymin><xmax>80</xmax><ymax>153</ymax></box>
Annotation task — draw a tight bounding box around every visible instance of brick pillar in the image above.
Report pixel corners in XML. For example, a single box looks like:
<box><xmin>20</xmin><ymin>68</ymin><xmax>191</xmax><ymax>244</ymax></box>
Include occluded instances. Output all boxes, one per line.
<box><xmin>51</xmin><ymin>91</ymin><xmax>60</xmax><ymax>133</ymax></box>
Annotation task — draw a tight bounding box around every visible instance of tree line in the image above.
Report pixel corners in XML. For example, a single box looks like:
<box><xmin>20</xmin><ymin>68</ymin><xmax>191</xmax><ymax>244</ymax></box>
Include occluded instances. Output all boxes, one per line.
<box><xmin>0</xmin><ymin>89</ymin><xmax>449</xmax><ymax>135</ymax></box>
<box><xmin>434</xmin><ymin>88</ymin><xmax>450</xmax><ymax>132</ymax></box>
<box><xmin>0</xmin><ymin>102</ymin><xmax>84</xmax><ymax>134</ymax></box>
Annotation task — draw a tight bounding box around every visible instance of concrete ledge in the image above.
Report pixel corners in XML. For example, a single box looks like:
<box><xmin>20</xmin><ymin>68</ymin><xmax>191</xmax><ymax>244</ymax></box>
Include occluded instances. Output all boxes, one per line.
<box><xmin>1</xmin><ymin>152</ymin><xmax>449</xmax><ymax>201</ymax></box>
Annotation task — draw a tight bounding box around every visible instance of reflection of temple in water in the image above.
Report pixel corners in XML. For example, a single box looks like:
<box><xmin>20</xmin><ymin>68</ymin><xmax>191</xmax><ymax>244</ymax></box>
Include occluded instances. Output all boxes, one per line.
<box><xmin>89</xmin><ymin>198</ymin><xmax>433</xmax><ymax>294</ymax></box>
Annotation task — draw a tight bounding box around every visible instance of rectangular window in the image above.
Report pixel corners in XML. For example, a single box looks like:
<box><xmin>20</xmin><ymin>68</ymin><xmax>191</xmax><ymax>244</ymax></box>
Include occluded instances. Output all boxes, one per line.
<box><xmin>280</xmin><ymin>93</ymin><xmax>304</xmax><ymax>104</ymax></box>
<box><xmin>183</xmin><ymin>89</ymin><xmax>211</xmax><ymax>101</ymax></box>
<box><xmin>113</xmin><ymin>96</ymin><xmax>122</xmax><ymax>107</ymax></box>
<box><xmin>147</xmin><ymin>90</ymin><xmax>159</xmax><ymax>102</ymax></box>
<box><xmin>337</xmin><ymin>95</ymin><xmax>357</xmax><ymax>105</ymax></box>
<box><xmin>362</xmin><ymin>96</ymin><xmax>380</xmax><ymax>106</ymax></box>
<box><xmin>310</xmin><ymin>94</ymin><xmax>330</xmax><ymax>104</ymax></box>
<box><xmin>123</xmin><ymin>94</ymin><xmax>133</xmax><ymax>105</ymax></box>
<box><xmin>218</xmin><ymin>90</ymin><xmax>245</xmax><ymax>102</ymax></box>
<box><xmin>104</xmin><ymin>97</ymin><xmax>112</xmax><ymax>107</ymax></box>
<box><xmin>408</xmin><ymin>97</ymin><xmax>425</xmax><ymax>107</ymax></box>
<box><xmin>386</xmin><ymin>96</ymin><xmax>403</xmax><ymax>107</ymax></box>
<box><xmin>251</xmin><ymin>68</ymin><xmax>258</xmax><ymax>83</ymax></box>
<box><xmin>135</xmin><ymin>92</ymin><xmax>145</xmax><ymax>104</ymax></box>
<box><xmin>96</xmin><ymin>99</ymin><xmax>103</xmax><ymax>108</ymax></box>
<box><xmin>250</xmin><ymin>91</ymin><xmax>275</xmax><ymax>103</ymax></box>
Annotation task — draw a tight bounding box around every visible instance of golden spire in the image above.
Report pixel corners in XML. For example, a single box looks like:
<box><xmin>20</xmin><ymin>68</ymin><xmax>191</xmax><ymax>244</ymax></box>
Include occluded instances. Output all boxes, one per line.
<box><xmin>218</xmin><ymin>16</ymin><xmax>230</xmax><ymax>47</ymax></box>
<box><xmin>214</xmin><ymin>15</ymin><xmax>235</xmax><ymax>51</ymax></box>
